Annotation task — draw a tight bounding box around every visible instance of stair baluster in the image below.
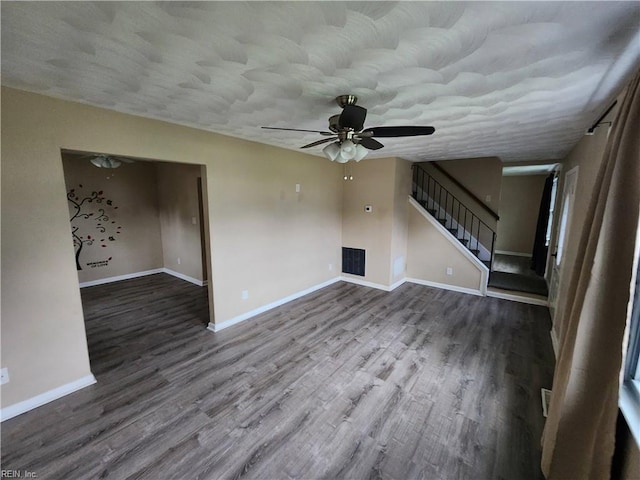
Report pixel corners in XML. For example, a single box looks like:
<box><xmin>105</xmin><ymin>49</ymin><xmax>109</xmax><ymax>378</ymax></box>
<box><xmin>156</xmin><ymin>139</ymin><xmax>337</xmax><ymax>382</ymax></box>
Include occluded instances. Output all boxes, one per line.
<box><xmin>412</xmin><ymin>164</ymin><xmax>496</xmax><ymax>271</ymax></box>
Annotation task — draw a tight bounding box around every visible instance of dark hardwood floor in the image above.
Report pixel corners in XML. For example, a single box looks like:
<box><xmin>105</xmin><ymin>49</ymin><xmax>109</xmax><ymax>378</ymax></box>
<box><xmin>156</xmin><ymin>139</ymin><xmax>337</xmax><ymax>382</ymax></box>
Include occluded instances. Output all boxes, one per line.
<box><xmin>1</xmin><ymin>274</ymin><xmax>555</xmax><ymax>480</ymax></box>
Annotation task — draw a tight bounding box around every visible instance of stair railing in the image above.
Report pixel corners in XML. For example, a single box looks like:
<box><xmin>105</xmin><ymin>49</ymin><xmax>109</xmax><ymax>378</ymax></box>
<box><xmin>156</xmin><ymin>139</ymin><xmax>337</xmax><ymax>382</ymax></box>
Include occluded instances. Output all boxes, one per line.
<box><xmin>412</xmin><ymin>164</ymin><xmax>496</xmax><ymax>271</ymax></box>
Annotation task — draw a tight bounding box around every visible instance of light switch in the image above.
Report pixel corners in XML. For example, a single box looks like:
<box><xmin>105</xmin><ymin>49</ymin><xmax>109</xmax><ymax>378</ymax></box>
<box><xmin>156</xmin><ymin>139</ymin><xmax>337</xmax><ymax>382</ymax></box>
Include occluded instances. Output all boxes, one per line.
<box><xmin>296</xmin><ymin>184</ymin><xmax>301</xmax><ymax>193</ymax></box>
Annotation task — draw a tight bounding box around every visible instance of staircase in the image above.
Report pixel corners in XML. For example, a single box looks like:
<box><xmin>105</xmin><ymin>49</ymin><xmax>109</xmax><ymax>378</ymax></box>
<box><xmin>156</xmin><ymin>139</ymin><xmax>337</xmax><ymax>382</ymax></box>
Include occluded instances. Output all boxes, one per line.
<box><xmin>412</xmin><ymin>164</ymin><xmax>497</xmax><ymax>271</ymax></box>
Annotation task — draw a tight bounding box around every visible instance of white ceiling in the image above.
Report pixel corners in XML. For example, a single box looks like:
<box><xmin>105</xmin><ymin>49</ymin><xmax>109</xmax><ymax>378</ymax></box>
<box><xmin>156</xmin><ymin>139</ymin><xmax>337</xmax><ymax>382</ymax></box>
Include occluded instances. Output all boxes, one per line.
<box><xmin>2</xmin><ymin>2</ymin><xmax>639</xmax><ymax>162</ymax></box>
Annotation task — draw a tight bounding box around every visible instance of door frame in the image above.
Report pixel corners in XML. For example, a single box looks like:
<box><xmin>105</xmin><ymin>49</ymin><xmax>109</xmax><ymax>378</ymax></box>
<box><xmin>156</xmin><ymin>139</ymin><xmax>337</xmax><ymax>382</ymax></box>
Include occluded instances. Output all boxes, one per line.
<box><xmin>548</xmin><ymin>165</ymin><xmax>579</xmax><ymax>324</ymax></box>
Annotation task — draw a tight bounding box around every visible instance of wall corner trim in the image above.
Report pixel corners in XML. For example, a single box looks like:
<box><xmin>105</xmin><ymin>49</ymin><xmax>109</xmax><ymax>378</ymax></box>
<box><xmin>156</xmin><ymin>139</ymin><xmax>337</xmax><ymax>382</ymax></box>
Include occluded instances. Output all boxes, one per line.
<box><xmin>162</xmin><ymin>268</ymin><xmax>205</xmax><ymax>287</ymax></box>
<box><xmin>79</xmin><ymin>268</ymin><xmax>206</xmax><ymax>288</ymax></box>
<box><xmin>340</xmin><ymin>276</ymin><xmax>406</xmax><ymax>292</ymax></box>
<box><xmin>79</xmin><ymin>269</ymin><xmax>164</xmax><ymax>288</ymax></box>
<box><xmin>405</xmin><ymin>277</ymin><xmax>483</xmax><ymax>296</ymax></box>
<box><xmin>1</xmin><ymin>374</ymin><xmax>97</xmax><ymax>422</ymax></box>
<box><xmin>208</xmin><ymin>277</ymin><xmax>342</xmax><ymax>333</ymax></box>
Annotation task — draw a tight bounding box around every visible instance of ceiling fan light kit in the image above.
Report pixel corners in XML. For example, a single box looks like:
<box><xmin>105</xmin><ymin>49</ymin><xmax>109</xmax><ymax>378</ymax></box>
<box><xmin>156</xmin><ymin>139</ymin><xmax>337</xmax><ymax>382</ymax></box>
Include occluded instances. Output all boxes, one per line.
<box><xmin>262</xmin><ymin>95</ymin><xmax>435</xmax><ymax>164</ymax></box>
<box><xmin>322</xmin><ymin>140</ymin><xmax>368</xmax><ymax>163</ymax></box>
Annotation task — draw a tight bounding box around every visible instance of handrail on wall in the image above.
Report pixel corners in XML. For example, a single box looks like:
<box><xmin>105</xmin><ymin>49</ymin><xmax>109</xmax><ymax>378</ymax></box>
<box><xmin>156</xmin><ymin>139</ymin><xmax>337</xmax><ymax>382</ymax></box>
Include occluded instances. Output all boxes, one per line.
<box><xmin>428</xmin><ymin>162</ymin><xmax>500</xmax><ymax>221</ymax></box>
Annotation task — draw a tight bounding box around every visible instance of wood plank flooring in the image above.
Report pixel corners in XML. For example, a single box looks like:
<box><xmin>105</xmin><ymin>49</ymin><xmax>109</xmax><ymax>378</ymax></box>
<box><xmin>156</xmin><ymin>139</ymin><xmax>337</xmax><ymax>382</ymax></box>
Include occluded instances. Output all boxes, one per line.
<box><xmin>1</xmin><ymin>274</ymin><xmax>555</xmax><ymax>480</ymax></box>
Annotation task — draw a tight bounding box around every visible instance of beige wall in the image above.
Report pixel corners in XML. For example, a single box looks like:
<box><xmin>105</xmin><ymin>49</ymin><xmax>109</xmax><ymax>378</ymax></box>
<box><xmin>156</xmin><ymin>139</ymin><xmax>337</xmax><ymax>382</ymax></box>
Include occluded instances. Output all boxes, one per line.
<box><xmin>551</xmin><ymin>125</ymin><xmax>611</xmax><ymax>339</ymax></box>
<box><xmin>62</xmin><ymin>155</ymin><xmax>164</xmax><ymax>283</ymax></box>
<box><xmin>341</xmin><ymin>158</ymin><xmax>394</xmax><ymax>285</ymax></box>
<box><xmin>435</xmin><ymin>157</ymin><xmax>503</xmax><ymax>215</ymax></box>
<box><xmin>1</xmin><ymin>87</ymin><xmax>342</xmax><ymax>408</ymax></box>
<box><xmin>157</xmin><ymin>162</ymin><xmax>204</xmax><ymax>282</ymax></box>
<box><xmin>495</xmin><ymin>174</ymin><xmax>548</xmax><ymax>255</ymax></box>
<box><xmin>419</xmin><ymin>157</ymin><xmax>502</xmax><ymax>231</ymax></box>
<box><xmin>390</xmin><ymin>159</ymin><xmax>412</xmax><ymax>283</ymax></box>
<box><xmin>406</xmin><ymin>205</ymin><xmax>484</xmax><ymax>290</ymax></box>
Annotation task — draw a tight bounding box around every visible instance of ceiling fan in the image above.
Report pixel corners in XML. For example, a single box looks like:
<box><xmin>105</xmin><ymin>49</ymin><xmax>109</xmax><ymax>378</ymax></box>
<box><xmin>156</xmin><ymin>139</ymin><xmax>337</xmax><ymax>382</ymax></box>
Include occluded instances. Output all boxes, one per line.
<box><xmin>80</xmin><ymin>153</ymin><xmax>135</xmax><ymax>169</ymax></box>
<box><xmin>262</xmin><ymin>95</ymin><xmax>435</xmax><ymax>163</ymax></box>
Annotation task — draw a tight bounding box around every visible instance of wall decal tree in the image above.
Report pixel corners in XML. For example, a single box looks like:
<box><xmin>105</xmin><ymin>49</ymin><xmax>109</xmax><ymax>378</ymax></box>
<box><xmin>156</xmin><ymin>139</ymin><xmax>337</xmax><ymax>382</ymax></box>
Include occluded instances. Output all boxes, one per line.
<box><xmin>67</xmin><ymin>184</ymin><xmax>122</xmax><ymax>270</ymax></box>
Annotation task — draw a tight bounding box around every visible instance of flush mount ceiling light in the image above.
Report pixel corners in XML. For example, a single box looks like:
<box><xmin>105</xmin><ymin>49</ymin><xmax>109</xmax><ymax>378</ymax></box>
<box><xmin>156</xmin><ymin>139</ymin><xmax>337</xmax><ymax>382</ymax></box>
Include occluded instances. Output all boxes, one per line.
<box><xmin>322</xmin><ymin>140</ymin><xmax>368</xmax><ymax>163</ymax></box>
<box><xmin>80</xmin><ymin>153</ymin><xmax>135</xmax><ymax>168</ymax></box>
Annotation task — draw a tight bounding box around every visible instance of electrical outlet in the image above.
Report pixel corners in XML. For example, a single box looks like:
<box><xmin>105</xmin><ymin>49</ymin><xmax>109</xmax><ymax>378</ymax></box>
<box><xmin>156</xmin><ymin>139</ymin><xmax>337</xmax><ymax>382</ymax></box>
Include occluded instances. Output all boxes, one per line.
<box><xmin>191</xmin><ymin>216</ymin><xmax>197</xmax><ymax>225</ymax></box>
<box><xmin>446</xmin><ymin>267</ymin><xmax>453</xmax><ymax>275</ymax></box>
<box><xmin>177</xmin><ymin>257</ymin><xmax>181</xmax><ymax>265</ymax></box>
<box><xmin>485</xmin><ymin>195</ymin><xmax>492</xmax><ymax>202</ymax></box>
<box><xmin>329</xmin><ymin>263</ymin><xmax>333</xmax><ymax>271</ymax></box>
<box><xmin>242</xmin><ymin>290</ymin><xmax>249</xmax><ymax>300</ymax></box>
<box><xmin>1</xmin><ymin>368</ymin><xmax>9</xmax><ymax>385</ymax></box>
<box><xmin>296</xmin><ymin>183</ymin><xmax>301</xmax><ymax>193</ymax></box>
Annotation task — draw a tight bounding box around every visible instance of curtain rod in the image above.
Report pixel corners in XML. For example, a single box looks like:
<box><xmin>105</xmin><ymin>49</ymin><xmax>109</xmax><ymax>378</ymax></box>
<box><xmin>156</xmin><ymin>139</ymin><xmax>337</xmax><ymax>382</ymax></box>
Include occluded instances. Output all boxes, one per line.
<box><xmin>586</xmin><ymin>100</ymin><xmax>617</xmax><ymax>134</ymax></box>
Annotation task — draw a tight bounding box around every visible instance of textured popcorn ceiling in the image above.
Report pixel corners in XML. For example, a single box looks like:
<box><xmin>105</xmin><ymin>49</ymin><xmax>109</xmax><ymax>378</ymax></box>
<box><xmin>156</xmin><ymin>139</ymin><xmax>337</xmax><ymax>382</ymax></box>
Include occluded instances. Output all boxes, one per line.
<box><xmin>2</xmin><ymin>2</ymin><xmax>639</xmax><ymax>162</ymax></box>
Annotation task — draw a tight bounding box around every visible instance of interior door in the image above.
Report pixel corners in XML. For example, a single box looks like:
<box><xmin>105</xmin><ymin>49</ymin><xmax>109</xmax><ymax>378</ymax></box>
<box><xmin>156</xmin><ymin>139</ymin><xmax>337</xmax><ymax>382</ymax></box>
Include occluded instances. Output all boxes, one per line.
<box><xmin>548</xmin><ymin>166</ymin><xmax>578</xmax><ymax>322</ymax></box>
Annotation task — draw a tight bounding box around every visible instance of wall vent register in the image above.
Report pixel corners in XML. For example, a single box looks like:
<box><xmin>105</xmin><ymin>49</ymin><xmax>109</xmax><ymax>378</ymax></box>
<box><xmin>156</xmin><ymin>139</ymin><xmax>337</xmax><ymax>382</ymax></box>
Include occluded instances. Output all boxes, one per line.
<box><xmin>342</xmin><ymin>247</ymin><xmax>365</xmax><ymax>276</ymax></box>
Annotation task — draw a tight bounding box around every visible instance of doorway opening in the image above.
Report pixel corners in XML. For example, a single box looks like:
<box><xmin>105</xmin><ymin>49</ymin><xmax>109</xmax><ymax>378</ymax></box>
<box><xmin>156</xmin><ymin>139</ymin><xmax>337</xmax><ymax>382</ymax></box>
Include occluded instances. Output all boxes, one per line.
<box><xmin>61</xmin><ymin>150</ymin><xmax>214</xmax><ymax>375</ymax></box>
<box><xmin>488</xmin><ymin>163</ymin><xmax>560</xmax><ymax>298</ymax></box>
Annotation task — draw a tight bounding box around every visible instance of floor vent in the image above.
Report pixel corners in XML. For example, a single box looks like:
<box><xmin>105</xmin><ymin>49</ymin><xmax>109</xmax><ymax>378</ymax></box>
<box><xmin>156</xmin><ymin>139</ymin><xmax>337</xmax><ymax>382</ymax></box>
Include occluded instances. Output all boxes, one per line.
<box><xmin>541</xmin><ymin>388</ymin><xmax>552</xmax><ymax>418</ymax></box>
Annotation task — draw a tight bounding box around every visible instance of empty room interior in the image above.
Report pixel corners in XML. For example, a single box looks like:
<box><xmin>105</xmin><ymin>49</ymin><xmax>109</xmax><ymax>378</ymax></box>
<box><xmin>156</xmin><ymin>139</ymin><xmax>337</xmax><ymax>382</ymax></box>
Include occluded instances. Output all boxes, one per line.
<box><xmin>2</xmin><ymin>2</ymin><xmax>640</xmax><ymax>479</ymax></box>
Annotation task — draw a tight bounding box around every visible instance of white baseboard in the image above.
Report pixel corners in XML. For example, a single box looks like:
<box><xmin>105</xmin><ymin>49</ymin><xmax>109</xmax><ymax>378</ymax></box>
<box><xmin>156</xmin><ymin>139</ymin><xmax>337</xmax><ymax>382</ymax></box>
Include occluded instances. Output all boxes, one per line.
<box><xmin>1</xmin><ymin>374</ymin><xmax>96</xmax><ymax>422</ymax></box>
<box><xmin>340</xmin><ymin>276</ymin><xmax>406</xmax><ymax>292</ymax></box>
<box><xmin>79</xmin><ymin>269</ymin><xmax>164</xmax><ymax>287</ymax></box>
<box><xmin>80</xmin><ymin>268</ymin><xmax>205</xmax><ymax>288</ymax></box>
<box><xmin>405</xmin><ymin>278</ymin><xmax>483</xmax><ymax>296</ymax></box>
<box><xmin>163</xmin><ymin>268</ymin><xmax>205</xmax><ymax>287</ymax></box>
<box><xmin>208</xmin><ymin>277</ymin><xmax>342</xmax><ymax>332</ymax></box>
<box><xmin>486</xmin><ymin>289</ymin><xmax>549</xmax><ymax>306</ymax></box>
<box><xmin>389</xmin><ymin>278</ymin><xmax>407</xmax><ymax>291</ymax></box>
<box><xmin>495</xmin><ymin>250</ymin><xmax>531</xmax><ymax>257</ymax></box>
<box><xmin>550</xmin><ymin>328</ymin><xmax>559</xmax><ymax>358</ymax></box>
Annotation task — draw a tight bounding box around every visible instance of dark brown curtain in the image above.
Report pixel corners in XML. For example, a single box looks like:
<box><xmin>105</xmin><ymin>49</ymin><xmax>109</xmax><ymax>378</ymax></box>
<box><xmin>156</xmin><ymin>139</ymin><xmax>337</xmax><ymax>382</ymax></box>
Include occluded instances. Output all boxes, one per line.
<box><xmin>531</xmin><ymin>173</ymin><xmax>554</xmax><ymax>276</ymax></box>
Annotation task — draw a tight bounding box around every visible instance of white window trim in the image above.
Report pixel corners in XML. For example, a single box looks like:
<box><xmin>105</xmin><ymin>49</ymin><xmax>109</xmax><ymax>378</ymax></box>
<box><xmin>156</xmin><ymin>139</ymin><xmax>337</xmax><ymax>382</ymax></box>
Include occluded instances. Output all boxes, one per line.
<box><xmin>619</xmin><ymin>215</ymin><xmax>640</xmax><ymax>448</ymax></box>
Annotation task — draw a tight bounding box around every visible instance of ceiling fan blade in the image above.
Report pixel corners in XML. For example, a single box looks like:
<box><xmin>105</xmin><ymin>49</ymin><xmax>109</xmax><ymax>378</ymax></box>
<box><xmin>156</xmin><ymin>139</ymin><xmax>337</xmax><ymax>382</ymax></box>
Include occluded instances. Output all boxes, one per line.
<box><xmin>358</xmin><ymin>137</ymin><xmax>385</xmax><ymax>150</ymax></box>
<box><xmin>300</xmin><ymin>137</ymin><xmax>338</xmax><ymax>149</ymax></box>
<box><xmin>262</xmin><ymin>126</ymin><xmax>334</xmax><ymax>136</ymax></box>
<box><xmin>339</xmin><ymin>105</ymin><xmax>367</xmax><ymax>131</ymax></box>
<box><xmin>363</xmin><ymin>126</ymin><xmax>435</xmax><ymax>137</ymax></box>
